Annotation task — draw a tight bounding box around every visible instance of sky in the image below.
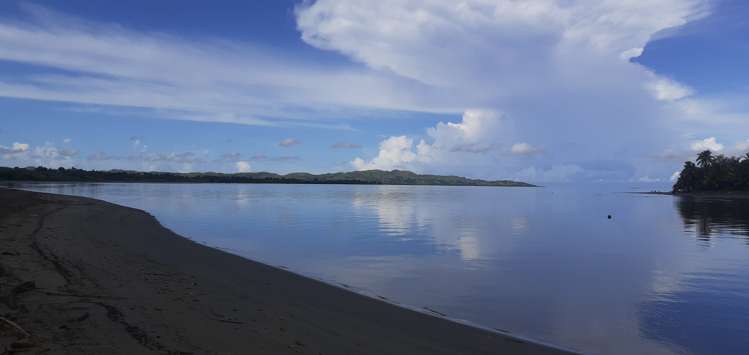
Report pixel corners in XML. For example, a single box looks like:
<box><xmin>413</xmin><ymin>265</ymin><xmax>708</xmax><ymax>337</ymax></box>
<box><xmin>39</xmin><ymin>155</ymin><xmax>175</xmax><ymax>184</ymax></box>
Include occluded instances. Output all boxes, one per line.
<box><xmin>1</xmin><ymin>0</ymin><xmax>748</xmax><ymax>183</ymax></box>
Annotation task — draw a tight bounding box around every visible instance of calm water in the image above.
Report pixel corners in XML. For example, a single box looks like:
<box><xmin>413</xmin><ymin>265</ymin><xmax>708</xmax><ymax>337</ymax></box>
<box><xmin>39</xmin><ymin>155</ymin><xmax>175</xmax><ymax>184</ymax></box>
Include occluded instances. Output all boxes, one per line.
<box><xmin>7</xmin><ymin>182</ymin><xmax>749</xmax><ymax>354</ymax></box>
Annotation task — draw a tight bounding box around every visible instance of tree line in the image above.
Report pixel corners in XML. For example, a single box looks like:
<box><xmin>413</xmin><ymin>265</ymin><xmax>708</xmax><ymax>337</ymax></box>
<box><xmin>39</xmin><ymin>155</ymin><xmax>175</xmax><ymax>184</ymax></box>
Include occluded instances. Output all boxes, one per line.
<box><xmin>0</xmin><ymin>166</ymin><xmax>534</xmax><ymax>187</ymax></box>
<box><xmin>673</xmin><ymin>150</ymin><xmax>749</xmax><ymax>193</ymax></box>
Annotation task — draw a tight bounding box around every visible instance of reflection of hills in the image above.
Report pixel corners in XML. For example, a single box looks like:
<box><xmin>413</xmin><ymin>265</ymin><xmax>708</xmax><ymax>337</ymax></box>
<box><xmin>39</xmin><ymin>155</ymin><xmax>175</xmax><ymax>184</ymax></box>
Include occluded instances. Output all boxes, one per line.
<box><xmin>676</xmin><ymin>196</ymin><xmax>749</xmax><ymax>241</ymax></box>
<box><xmin>351</xmin><ymin>186</ymin><xmax>528</xmax><ymax>261</ymax></box>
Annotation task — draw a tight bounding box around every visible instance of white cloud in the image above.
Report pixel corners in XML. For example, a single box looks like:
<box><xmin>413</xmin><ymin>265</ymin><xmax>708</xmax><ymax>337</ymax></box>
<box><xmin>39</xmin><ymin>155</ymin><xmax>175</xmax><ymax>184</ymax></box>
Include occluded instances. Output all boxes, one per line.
<box><xmin>670</xmin><ymin>170</ymin><xmax>681</xmax><ymax>182</ymax></box>
<box><xmin>647</xmin><ymin>77</ymin><xmax>694</xmax><ymax>101</ymax></box>
<box><xmin>297</xmin><ymin>0</ymin><xmax>727</xmax><ymax>180</ymax></box>
<box><xmin>235</xmin><ymin>161</ymin><xmax>251</xmax><ymax>173</ymax></box>
<box><xmin>140</xmin><ymin>152</ymin><xmax>200</xmax><ymax>164</ymax></box>
<box><xmin>63</xmin><ymin>138</ymin><xmax>72</xmax><ymax>144</ymax></box>
<box><xmin>2</xmin><ymin>141</ymin><xmax>78</xmax><ymax>168</ymax></box>
<box><xmin>735</xmin><ymin>140</ymin><xmax>749</xmax><ymax>153</ymax></box>
<box><xmin>690</xmin><ymin>137</ymin><xmax>724</xmax><ymax>152</ymax></box>
<box><xmin>352</xmin><ymin>136</ymin><xmax>416</xmax><ymax>171</ymax></box>
<box><xmin>86</xmin><ymin>148</ymin><xmax>285</xmax><ymax>173</ymax></box>
<box><xmin>14</xmin><ymin>142</ymin><xmax>29</xmax><ymax>151</ymax></box>
<box><xmin>0</xmin><ymin>2</ymin><xmax>712</xmax><ymax>127</ymax></box>
<box><xmin>6</xmin><ymin>2</ymin><xmax>748</xmax><ymax>181</ymax></box>
<box><xmin>297</xmin><ymin>0</ymin><xmax>708</xmax><ymax>89</ymax></box>
<box><xmin>129</xmin><ymin>137</ymin><xmax>148</xmax><ymax>153</ymax></box>
<box><xmin>352</xmin><ymin>109</ymin><xmax>504</xmax><ymax>172</ymax></box>
<box><xmin>0</xmin><ymin>142</ymin><xmax>30</xmax><ymax>155</ymax></box>
<box><xmin>620</xmin><ymin>47</ymin><xmax>644</xmax><ymax>60</ymax></box>
<box><xmin>510</xmin><ymin>143</ymin><xmax>542</xmax><ymax>156</ymax></box>
<box><xmin>279</xmin><ymin>138</ymin><xmax>300</xmax><ymax>147</ymax></box>
<box><xmin>426</xmin><ymin>109</ymin><xmax>501</xmax><ymax>153</ymax></box>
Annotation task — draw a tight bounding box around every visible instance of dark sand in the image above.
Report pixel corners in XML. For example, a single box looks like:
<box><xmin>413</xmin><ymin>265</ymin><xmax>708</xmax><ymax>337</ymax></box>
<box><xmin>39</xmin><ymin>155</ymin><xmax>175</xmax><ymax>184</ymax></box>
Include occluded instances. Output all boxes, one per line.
<box><xmin>0</xmin><ymin>188</ymin><xmax>574</xmax><ymax>354</ymax></box>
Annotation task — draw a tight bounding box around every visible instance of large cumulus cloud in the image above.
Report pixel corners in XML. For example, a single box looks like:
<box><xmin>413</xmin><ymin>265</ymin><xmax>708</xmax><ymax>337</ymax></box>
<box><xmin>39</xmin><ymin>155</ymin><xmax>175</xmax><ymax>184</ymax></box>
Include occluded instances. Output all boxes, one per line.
<box><xmin>2</xmin><ymin>2</ymin><xmax>748</xmax><ymax>181</ymax></box>
<box><xmin>297</xmin><ymin>0</ymin><xmax>749</xmax><ymax>182</ymax></box>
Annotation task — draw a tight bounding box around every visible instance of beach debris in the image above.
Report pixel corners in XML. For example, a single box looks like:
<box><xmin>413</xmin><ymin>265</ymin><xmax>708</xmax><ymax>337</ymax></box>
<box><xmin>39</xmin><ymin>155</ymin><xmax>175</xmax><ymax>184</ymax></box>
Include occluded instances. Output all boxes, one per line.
<box><xmin>0</xmin><ymin>316</ymin><xmax>36</xmax><ymax>353</ymax></box>
<box><xmin>423</xmin><ymin>306</ymin><xmax>447</xmax><ymax>317</ymax></box>
<box><xmin>607</xmin><ymin>215</ymin><xmax>612</xmax><ymax>219</ymax></box>
<box><xmin>38</xmin><ymin>289</ymin><xmax>122</xmax><ymax>300</ymax></box>
<box><xmin>506</xmin><ymin>337</ymin><xmax>526</xmax><ymax>345</ymax></box>
<box><xmin>0</xmin><ymin>316</ymin><xmax>30</xmax><ymax>338</ymax></box>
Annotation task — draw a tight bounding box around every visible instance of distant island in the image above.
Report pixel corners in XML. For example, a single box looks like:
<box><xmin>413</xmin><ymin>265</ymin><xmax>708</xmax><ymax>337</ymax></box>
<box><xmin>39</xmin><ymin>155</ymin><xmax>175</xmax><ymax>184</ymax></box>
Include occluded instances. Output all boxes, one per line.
<box><xmin>673</xmin><ymin>150</ymin><xmax>749</xmax><ymax>193</ymax></box>
<box><xmin>0</xmin><ymin>166</ymin><xmax>535</xmax><ymax>187</ymax></box>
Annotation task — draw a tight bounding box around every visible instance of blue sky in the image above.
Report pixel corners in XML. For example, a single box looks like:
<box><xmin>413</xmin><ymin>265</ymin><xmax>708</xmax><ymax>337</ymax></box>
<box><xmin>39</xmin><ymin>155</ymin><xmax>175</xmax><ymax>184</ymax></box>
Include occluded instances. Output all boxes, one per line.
<box><xmin>1</xmin><ymin>0</ymin><xmax>747</xmax><ymax>183</ymax></box>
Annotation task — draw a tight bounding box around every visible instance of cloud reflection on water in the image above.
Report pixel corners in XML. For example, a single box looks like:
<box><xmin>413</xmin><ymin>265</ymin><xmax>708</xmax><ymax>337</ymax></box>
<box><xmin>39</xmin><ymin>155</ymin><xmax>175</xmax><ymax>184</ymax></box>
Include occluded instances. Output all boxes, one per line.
<box><xmin>6</xmin><ymin>183</ymin><xmax>749</xmax><ymax>354</ymax></box>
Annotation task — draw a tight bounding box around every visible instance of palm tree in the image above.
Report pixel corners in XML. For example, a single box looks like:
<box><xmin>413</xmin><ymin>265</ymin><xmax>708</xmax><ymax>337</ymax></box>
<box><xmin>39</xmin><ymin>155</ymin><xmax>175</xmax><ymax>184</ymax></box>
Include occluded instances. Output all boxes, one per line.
<box><xmin>739</xmin><ymin>153</ymin><xmax>749</xmax><ymax>189</ymax></box>
<box><xmin>674</xmin><ymin>151</ymin><xmax>749</xmax><ymax>192</ymax></box>
<box><xmin>696</xmin><ymin>150</ymin><xmax>714</xmax><ymax>168</ymax></box>
<box><xmin>674</xmin><ymin>161</ymin><xmax>699</xmax><ymax>192</ymax></box>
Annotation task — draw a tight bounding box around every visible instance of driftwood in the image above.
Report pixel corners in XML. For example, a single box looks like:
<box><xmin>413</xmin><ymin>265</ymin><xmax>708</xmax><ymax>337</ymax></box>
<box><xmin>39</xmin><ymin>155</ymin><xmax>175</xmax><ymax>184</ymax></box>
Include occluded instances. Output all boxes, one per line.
<box><xmin>0</xmin><ymin>316</ymin><xmax>30</xmax><ymax>338</ymax></box>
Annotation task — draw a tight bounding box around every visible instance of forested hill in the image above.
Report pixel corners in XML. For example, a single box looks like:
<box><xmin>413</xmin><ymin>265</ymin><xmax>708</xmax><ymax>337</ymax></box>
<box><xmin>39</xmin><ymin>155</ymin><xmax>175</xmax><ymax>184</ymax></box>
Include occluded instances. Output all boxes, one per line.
<box><xmin>673</xmin><ymin>150</ymin><xmax>749</xmax><ymax>193</ymax></box>
<box><xmin>0</xmin><ymin>166</ymin><xmax>535</xmax><ymax>187</ymax></box>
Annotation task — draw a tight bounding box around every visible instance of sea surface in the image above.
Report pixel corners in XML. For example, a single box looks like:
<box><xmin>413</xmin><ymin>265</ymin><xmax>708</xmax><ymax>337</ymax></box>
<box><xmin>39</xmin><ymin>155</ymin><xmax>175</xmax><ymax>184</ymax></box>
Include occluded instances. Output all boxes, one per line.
<box><xmin>6</xmin><ymin>182</ymin><xmax>749</xmax><ymax>354</ymax></box>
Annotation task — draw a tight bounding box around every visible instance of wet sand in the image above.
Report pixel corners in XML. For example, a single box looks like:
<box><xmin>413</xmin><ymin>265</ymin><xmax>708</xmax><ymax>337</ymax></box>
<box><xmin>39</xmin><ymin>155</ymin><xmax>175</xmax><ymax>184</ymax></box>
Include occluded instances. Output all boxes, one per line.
<box><xmin>0</xmin><ymin>188</ymin><xmax>573</xmax><ymax>354</ymax></box>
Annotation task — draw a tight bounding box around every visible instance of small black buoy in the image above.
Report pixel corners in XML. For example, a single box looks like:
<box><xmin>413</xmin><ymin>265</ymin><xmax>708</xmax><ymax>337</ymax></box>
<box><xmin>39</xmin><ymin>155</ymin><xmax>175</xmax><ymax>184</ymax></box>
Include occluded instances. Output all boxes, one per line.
<box><xmin>607</xmin><ymin>215</ymin><xmax>612</xmax><ymax>219</ymax></box>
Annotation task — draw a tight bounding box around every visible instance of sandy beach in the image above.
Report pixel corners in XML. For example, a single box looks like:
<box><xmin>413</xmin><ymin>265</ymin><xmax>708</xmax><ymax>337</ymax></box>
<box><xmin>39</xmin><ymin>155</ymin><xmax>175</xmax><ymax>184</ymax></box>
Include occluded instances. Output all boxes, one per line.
<box><xmin>0</xmin><ymin>188</ymin><xmax>573</xmax><ymax>354</ymax></box>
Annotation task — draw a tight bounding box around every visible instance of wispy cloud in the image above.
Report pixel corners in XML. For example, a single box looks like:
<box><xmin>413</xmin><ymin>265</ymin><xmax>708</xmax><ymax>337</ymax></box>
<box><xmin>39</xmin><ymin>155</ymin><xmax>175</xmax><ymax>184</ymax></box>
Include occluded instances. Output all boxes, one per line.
<box><xmin>0</xmin><ymin>142</ymin><xmax>29</xmax><ymax>155</ymax></box>
<box><xmin>0</xmin><ymin>5</ymin><xmax>457</xmax><ymax>128</ymax></box>
<box><xmin>235</xmin><ymin>161</ymin><xmax>251</xmax><ymax>173</ymax></box>
<box><xmin>88</xmin><ymin>151</ymin><xmax>202</xmax><ymax>164</ymax></box>
<box><xmin>690</xmin><ymin>137</ymin><xmax>724</xmax><ymax>152</ymax></box>
<box><xmin>214</xmin><ymin>152</ymin><xmax>301</xmax><ymax>163</ymax></box>
<box><xmin>250</xmin><ymin>154</ymin><xmax>301</xmax><ymax>162</ymax></box>
<box><xmin>2</xmin><ymin>141</ymin><xmax>77</xmax><ymax>167</ymax></box>
<box><xmin>279</xmin><ymin>138</ymin><xmax>300</xmax><ymax>147</ymax></box>
<box><xmin>331</xmin><ymin>142</ymin><xmax>362</xmax><ymax>149</ymax></box>
<box><xmin>510</xmin><ymin>143</ymin><xmax>542</xmax><ymax>156</ymax></box>
<box><xmin>4</xmin><ymin>2</ymin><xmax>749</xmax><ymax>181</ymax></box>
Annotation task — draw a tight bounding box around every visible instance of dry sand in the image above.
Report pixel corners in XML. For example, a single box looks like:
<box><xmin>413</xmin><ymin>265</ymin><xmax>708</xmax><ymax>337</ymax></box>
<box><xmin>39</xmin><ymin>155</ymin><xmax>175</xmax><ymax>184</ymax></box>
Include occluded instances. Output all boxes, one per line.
<box><xmin>0</xmin><ymin>188</ymin><xmax>574</xmax><ymax>354</ymax></box>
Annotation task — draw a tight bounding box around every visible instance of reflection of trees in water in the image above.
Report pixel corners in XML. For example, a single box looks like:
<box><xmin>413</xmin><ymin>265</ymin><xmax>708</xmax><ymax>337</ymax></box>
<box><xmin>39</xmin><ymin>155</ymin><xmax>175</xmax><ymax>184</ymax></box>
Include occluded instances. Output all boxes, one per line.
<box><xmin>676</xmin><ymin>196</ymin><xmax>749</xmax><ymax>241</ymax></box>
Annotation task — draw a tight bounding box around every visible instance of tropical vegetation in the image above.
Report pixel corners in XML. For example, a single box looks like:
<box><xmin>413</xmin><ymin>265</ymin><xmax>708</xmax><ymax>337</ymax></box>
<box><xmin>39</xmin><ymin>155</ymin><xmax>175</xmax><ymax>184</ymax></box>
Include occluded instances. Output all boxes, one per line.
<box><xmin>673</xmin><ymin>150</ymin><xmax>749</xmax><ymax>192</ymax></box>
<box><xmin>0</xmin><ymin>166</ymin><xmax>534</xmax><ymax>187</ymax></box>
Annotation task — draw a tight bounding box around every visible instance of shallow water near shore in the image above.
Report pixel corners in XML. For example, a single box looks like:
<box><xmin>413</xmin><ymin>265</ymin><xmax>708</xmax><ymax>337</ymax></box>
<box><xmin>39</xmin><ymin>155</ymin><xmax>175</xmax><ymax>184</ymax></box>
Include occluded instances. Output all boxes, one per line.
<box><xmin>6</xmin><ymin>182</ymin><xmax>749</xmax><ymax>355</ymax></box>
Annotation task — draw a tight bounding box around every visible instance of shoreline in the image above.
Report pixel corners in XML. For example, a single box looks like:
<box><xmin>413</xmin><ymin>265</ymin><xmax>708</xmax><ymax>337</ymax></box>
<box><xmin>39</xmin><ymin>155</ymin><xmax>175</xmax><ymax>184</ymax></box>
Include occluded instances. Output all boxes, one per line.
<box><xmin>0</xmin><ymin>180</ymin><xmax>539</xmax><ymax>188</ymax></box>
<box><xmin>0</xmin><ymin>188</ymin><xmax>573</xmax><ymax>354</ymax></box>
<box><xmin>631</xmin><ymin>191</ymin><xmax>749</xmax><ymax>199</ymax></box>
<box><xmin>0</xmin><ymin>167</ymin><xmax>537</xmax><ymax>188</ymax></box>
